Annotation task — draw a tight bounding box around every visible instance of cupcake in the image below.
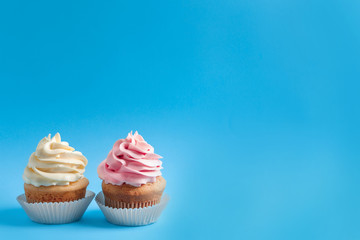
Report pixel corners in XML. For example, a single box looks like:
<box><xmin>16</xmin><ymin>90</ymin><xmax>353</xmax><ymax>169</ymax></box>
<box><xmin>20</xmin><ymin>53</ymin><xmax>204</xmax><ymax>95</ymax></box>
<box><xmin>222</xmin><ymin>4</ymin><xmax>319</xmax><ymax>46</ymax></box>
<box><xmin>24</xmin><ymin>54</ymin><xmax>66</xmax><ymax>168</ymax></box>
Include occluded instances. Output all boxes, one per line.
<box><xmin>23</xmin><ymin>133</ymin><xmax>89</xmax><ymax>203</ymax></box>
<box><xmin>98</xmin><ymin>131</ymin><xmax>166</xmax><ymax>209</ymax></box>
<box><xmin>18</xmin><ymin>133</ymin><xmax>94</xmax><ymax>224</ymax></box>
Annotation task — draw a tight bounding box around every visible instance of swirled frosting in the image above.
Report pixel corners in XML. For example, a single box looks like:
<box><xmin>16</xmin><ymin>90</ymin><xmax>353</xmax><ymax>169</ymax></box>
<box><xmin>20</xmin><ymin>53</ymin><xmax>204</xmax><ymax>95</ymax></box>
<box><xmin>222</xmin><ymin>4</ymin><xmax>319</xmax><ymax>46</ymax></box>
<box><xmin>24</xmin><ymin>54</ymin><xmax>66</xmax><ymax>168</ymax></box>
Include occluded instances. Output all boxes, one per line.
<box><xmin>98</xmin><ymin>131</ymin><xmax>163</xmax><ymax>187</ymax></box>
<box><xmin>23</xmin><ymin>133</ymin><xmax>88</xmax><ymax>187</ymax></box>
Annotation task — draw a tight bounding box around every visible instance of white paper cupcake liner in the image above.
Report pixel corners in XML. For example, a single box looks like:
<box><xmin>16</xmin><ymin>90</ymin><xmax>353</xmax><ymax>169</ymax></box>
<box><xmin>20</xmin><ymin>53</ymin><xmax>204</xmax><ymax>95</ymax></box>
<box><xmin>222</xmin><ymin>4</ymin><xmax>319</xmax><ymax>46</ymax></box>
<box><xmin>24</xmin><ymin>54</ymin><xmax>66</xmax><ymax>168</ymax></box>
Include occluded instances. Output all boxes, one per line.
<box><xmin>95</xmin><ymin>191</ymin><xmax>169</xmax><ymax>226</ymax></box>
<box><xmin>17</xmin><ymin>190</ymin><xmax>95</xmax><ymax>224</ymax></box>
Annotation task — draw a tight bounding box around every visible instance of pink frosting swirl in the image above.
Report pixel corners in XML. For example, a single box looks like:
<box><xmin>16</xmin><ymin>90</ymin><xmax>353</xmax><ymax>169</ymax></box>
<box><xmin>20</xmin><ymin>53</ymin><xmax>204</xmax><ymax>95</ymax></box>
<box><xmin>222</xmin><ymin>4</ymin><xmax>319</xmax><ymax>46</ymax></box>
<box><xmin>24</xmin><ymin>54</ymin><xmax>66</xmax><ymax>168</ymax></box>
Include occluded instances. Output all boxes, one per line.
<box><xmin>98</xmin><ymin>131</ymin><xmax>163</xmax><ymax>187</ymax></box>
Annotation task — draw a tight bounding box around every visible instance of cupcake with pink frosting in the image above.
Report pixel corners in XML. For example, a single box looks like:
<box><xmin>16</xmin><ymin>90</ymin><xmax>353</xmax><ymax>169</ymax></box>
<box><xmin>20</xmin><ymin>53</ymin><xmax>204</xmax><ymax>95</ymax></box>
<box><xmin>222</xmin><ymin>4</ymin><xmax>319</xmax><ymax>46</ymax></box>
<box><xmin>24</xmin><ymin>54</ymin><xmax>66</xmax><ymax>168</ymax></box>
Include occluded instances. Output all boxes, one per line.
<box><xmin>98</xmin><ymin>131</ymin><xmax>166</xmax><ymax>209</ymax></box>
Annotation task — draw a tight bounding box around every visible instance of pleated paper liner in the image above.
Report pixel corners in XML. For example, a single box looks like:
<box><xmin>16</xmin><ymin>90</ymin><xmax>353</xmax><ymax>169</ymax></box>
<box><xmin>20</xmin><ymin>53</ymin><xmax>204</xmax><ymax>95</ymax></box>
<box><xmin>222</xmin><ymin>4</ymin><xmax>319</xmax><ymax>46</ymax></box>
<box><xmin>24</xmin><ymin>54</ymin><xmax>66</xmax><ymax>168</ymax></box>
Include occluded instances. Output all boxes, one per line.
<box><xmin>17</xmin><ymin>190</ymin><xmax>95</xmax><ymax>224</ymax></box>
<box><xmin>96</xmin><ymin>191</ymin><xmax>169</xmax><ymax>226</ymax></box>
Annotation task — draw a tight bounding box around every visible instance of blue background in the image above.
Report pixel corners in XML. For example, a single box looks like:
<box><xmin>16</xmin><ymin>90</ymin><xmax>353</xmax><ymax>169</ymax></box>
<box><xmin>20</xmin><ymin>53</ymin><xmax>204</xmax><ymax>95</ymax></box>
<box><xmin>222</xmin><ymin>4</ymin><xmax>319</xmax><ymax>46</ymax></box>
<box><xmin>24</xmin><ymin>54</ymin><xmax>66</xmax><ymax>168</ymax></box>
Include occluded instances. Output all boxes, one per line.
<box><xmin>0</xmin><ymin>0</ymin><xmax>359</xmax><ymax>239</ymax></box>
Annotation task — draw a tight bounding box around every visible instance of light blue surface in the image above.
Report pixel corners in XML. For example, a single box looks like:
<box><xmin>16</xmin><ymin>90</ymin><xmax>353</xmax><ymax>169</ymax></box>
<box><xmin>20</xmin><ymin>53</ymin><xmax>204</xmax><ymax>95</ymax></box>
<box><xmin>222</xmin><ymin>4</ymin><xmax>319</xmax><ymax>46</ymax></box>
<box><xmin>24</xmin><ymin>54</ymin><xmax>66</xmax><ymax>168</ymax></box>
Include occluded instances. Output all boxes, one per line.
<box><xmin>0</xmin><ymin>0</ymin><xmax>359</xmax><ymax>239</ymax></box>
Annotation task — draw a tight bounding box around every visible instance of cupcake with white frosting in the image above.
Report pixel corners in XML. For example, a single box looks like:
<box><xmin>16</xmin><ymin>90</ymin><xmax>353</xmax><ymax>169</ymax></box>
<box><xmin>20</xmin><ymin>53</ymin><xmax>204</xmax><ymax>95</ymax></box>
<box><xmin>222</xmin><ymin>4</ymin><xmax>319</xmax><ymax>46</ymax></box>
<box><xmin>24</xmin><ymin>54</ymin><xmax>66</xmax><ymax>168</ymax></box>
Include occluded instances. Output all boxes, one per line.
<box><xmin>23</xmin><ymin>133</ymin><xmax>89</xmax><ymax>203</ymax></box>
<box><xmin>18</xmin><ymin>133</ymin><xmax>94</xmax><ymax>224</ymax></box>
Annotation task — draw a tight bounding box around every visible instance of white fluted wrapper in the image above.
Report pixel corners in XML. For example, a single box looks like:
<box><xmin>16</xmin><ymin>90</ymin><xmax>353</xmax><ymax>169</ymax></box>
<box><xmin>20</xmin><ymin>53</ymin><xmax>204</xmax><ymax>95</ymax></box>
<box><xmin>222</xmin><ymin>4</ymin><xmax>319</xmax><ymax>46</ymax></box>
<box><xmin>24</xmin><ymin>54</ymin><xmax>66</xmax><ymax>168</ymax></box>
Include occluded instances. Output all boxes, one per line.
<box><xmin>17</xmin><ymin>190</ymin><xmax>95</xmax><ymax>224</ymax></box>
<box><xmin>95</xmin><ymin>191</ymin><xmax>169</xmax><ymax>226</ymax></box>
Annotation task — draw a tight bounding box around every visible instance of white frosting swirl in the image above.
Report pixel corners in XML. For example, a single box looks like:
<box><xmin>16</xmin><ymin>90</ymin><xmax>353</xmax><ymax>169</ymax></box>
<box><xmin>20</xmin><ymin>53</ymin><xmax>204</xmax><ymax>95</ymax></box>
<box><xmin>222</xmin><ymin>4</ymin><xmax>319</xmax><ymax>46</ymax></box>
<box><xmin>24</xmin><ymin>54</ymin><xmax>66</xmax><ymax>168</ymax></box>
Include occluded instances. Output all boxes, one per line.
<box><xmin>23</xmin><ymin>133</ymin><xmax>88</xmax><ymax>187</ymax></box>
